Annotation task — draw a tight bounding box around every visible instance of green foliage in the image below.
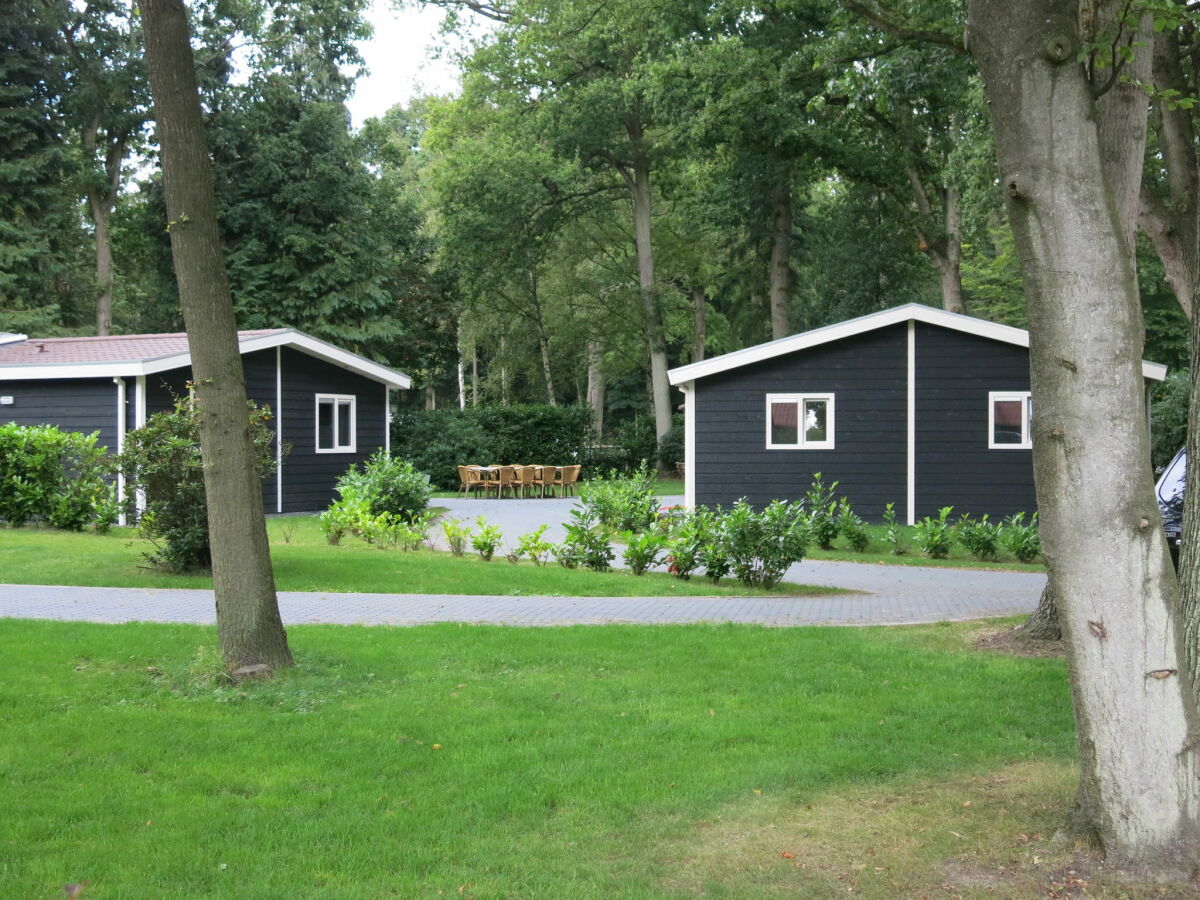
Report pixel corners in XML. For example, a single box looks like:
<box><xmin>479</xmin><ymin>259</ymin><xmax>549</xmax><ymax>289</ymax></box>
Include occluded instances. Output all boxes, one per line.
<box><xmin>580</xmin><ymin>462</ymin><xmax>659</xmax><ymax>532</ymax></box>
<box><xmin>556</xmin><ymin>507</ymin><xmax>614</xmax><ymax>572</ymax></box>
<box><xmin>441</xmin><ymin>518</ymin><xmax>471</xmax><ymax>557</ymax></box>
<box><xmin>1151</xmin><ymin>370</ymin><xmax>1189</xmax><ymax>469</ymax></box>
<box><xmin>318</xmin><ymin>503</ymin><xmax>356</xmax><ymax>546</ymax></box>
<box><xmin>515</xmin><ymin>524</ymin><xmax>553</xmax><ymax>566</ymax></box>
<box><xmin>836</xmin><ymin>499</ymin><xmax>871</xmax><ymax>553</ymax></box>
<box><xmin>119</xmin><ymin>397</ymin><xmax>277</xmax><ymax>572</ymax></box>
<box><xmin>882</xmin><ymin>502</ymin><xmax>908</xmax><ymax>555</ymax></box>
<box><xmin>333</xmin><ymin>452</ymin><xmax>431</xmax><ymax>523</ymax></box>
<box><xmin>717</xmin><ymin>499</ymin><xmax>810</xmax><ymax>589</ymax></box>
<box><xmin>803</xmin><ymin>473</ymin><xmax>841</xmax><ymax>550</ymax></box>
<box><xmin>656</xmin><ymin>417</ymin><xmax>684</xmax><ymax>467</ymax></box>
<box><xmin>665</xmin><ymin>507</ymin><xmax>716</xmax><ymax>580</ymax></box>
<box><xmin>955</xmin><ymin>514</ymin><xmax>1000</xmax><ymax>562</ymax></box>
<box><xmin>471</xmin><ymin>516</ymin><xmax>503</xmax><ymax>562</ymax></box>
<box><xmin>620</xmin><ymin>530</ymin><xmax>666</xmax><ymax>576</ymax></box>
<box><xmin>391</xmin><ymin>405</ymin><xmax>594</xmax><ymax>490</ymax></box>
<box><xmin>1000</xmin><ymin>512</ymin><xmax>1041</xmax><ymax>563</ymax></box>
<box><xmin>0</xmin><ymin>423</ymin><xmax>116</xmax><ymax>531</ymax></box>
<box><xmin>913</xmin><ymin>507</ymin><xmax>955</xmax><ymax>560</ymax></box>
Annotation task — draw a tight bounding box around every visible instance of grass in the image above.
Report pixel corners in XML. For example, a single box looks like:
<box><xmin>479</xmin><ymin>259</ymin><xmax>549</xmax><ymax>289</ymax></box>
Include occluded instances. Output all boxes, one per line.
<box><xmin>805</xmin><ymin>524</ymin><xmax>1045</xmax><ymax>572</ymax></box>
<box><xmin>0</xmin><ymin>618</ymin><xmax>1088</xmax><ymax>899</ymax></box>
<box><xmin>0</xmin><ymin>517</ymin><xmax>839</xmax><ymax>597</ymax></box>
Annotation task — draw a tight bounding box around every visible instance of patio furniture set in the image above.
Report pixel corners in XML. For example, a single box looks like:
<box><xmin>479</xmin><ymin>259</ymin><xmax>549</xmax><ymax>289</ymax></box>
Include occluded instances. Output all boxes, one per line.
<box><xmin>457</xmin><ymin>464</ymin><xmax>581</xmax><ymax>499</ymax></box>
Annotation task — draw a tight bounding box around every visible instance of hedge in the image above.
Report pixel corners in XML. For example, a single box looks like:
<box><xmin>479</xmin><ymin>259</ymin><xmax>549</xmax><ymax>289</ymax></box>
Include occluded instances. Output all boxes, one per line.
<box><xmin>0</xmin><ymin>423</ymin><xmax>117</xmax><ymax>530</ymax></box>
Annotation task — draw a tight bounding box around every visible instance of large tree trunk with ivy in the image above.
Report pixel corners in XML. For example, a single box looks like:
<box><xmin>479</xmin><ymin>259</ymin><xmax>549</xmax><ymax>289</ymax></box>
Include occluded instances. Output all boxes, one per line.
<box><xmin>968</xmin><ymin>0</ymin><xmax>1200</xmax><ymax>877</ymax></box>
<box><xmin>139</xmin><ymin>0</ymin><xmax>292</xmax><ymax>671</ymax></box>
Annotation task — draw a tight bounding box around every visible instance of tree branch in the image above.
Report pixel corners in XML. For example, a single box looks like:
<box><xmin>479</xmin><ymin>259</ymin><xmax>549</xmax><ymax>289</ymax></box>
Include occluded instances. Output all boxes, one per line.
<box><xmin>841</xmin><ymin>0</ymin><xmax>965</xmax><ymax>52</ymax></box>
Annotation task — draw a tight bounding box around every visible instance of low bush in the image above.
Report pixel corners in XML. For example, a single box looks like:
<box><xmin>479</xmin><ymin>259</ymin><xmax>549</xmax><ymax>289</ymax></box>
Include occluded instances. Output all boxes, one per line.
<box><xmin>913</xmin><ymin>507</ymin><xmax>955</xmax><ymax>559</ymax></box>
<box><xmin>556</xmin><ymin>506</ymin><xmax>614</xmax><ymax>571</ymax></box>
<box><xmin>719</xmin><ymin>499</ymin><xmax>809</xmax><ymax>588</ymax></box>
<box><xmin>665</xmin><ymin>508</ymin><xmax>716</xmax><ymax>580</ymax></box>
<box><xmin>119</xmin><ymin>397</ymin><xmax>277</xmax><ymax>572</ymax></box>
<box><xmin>442</xmin><ymin>518</ymin><xmax>471</xmax><ymax>557</ymax></box>
<box><xmin>882</xmin><ymin>502</ymin><xmax>908</xmax><ymax>555</ymax></box>
<box><xmin>836</xmin><ymin>499</ymin><xmax>870</xmax><ymax>552</ymax></box>
<box><xmin>956</xmin><ymin>513</ymin><xmax>1000</xmax><ymax>561</ymax></box>
<box><xmin>656</xmin><ymin>417</ymin><xmax>684</xmax><ymax>469</ymax></box>
<box><xmin>335</xmin><ymin>452</ymin><xmax>431</xmax><ymax>523</ymax></box>
<box><xmin>0</xmin><ymin>423</ymin><xmax>117</xmax><ymax>531</ymax></box>
<box><xmin>580</xmin><ymin>462</ymin><xmax>659</xmax><ymax>532</ymax></box>
<box><xmin>1000</xmin><ymin>512</ymin><xmax>1041</xmax><ymax>562</ymax></box>
<box><xmin>803</xmin><ymin>473</ymin><xmax>840</xmax><ymax>550</ymax></box>
<box><xmin>471</xmin><ymin>516</ymin><xmax>503</xmax><ymax>562</ymax></box>
<box><xmin>621</xmin><ymin>529</ymin><xmax>666</xmax><ymax>576</ymax></box>
<box><xmin>515</xmin><ymin>525</ymin><xmax>553</xmax><ymax>566</ymax></box>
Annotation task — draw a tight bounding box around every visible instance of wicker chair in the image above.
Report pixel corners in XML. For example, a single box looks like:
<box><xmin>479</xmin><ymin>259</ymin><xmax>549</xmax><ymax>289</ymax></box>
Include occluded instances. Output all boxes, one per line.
<box><xmin>457</xmin><ymin>465</ymin><xmax>485</xmax><ymax>497</ymax></box>
<box><xmin>530</xmin><ymin>465</ymin><xmax>553</xmax><ymax>498</ymax></box>
<box><xmin>516</xmin><ymin>465</ymin><xmax>538</xmax><ymax>498</ymax></box>
<box><xmin>491</xmin><ymin>465</ymin><xmax>520</xmax><ymax>499</ymax></box>
<box><xmin>553</xmin><ymin>464</ymin><xmax>582</xmax><ymax>497</ymax></box>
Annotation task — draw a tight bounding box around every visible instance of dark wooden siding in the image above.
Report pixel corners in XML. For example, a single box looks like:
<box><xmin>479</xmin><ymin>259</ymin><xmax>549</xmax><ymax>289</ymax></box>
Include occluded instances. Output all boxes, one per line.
<box><xmin>277</xmin><ymin>347</ymin><xmax>386</xmax><ymax>512</ymax></box>
<box><xmin>913</xmin><ymin>323</ymin><xmax>1035</xmax><ymax>519</ymax></box>
<box><xmin>1</xmin><ymin>378</ymin><xmax>122</xmax><ymax>453</ymax></box>
<box><xmin>693</xmin><ymin>324</ymin><xmax>908</xmax><ymax>520</ymax></box>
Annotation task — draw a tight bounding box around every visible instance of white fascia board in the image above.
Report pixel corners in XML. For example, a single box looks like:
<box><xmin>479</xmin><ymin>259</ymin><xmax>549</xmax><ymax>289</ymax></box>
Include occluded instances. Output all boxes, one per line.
<box><xmin>0</xmin><ymin>333</ymin><xmax>28</xmax><ymax>346</ymax></box>
<box><xmin>238</xmin><ymin>330</ymin><xmax>413</xmax><ymax>389</ymax></box>
<box><xmin>666</xmin><ymin>303</ymin><xmax>1167</xmax><ymax>384</ymax></box>
<box><xmin>0</xmin><ymin>360</ymin><xmax>148</xmax><ymax>380</ymax></box>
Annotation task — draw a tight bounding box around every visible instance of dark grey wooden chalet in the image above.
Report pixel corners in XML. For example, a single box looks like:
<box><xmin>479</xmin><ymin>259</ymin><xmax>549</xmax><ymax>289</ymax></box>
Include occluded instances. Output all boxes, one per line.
<box><xmin>666</xmin><ymin>304</ymin><xmax>1167</xmax><ymax>523</ymax></box>
<box><xmin>0</xmin><ymin>328</ymin><xmax>410</xmax><ymax>515</ymax></box>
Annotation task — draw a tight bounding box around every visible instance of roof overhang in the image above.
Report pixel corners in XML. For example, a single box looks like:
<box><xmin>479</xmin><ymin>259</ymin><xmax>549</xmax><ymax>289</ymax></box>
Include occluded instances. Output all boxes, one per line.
<box><xmin>0</xmin><ymin>333</ymin><xmax>28</xmax><ymax>346</ymax></box>
<box><xmin>667</xmin><ymin>303</ymin><xmax>1168</xmax><ymax>385</ymax></box>
<box><xmin>0</xmin><ymin>328</ymin><xmax>412</xmax><ymax>389</ymax></box>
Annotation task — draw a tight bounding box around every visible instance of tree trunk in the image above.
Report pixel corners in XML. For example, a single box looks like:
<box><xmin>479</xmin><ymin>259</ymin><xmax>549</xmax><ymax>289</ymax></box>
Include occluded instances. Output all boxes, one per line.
<box><xmin>768</xmin><ymin>175</ymin><xmax>793</xmax><ymax>339</ymax></box>
<box><xmin>1015</xmin><ymin>582</ymin><xmax>1060</xmax><ymax>641</ymax></box>
<box><xmin>139</xmin><ymin>0</ymin><xmax>291</xmax><ymax>671</ymax></box>
<box><xmin>89</xmin><ymin>188</ymin><xmax>115</xmax><ymax>336</ymax></box>
<box><xmin>586</xmin><ymin>339</ymin><xmax>604</xmax><ymax>434</ymax></box>
<box><xmin>691</xmin><ymin>285</ymin><xmax>706</xmax><ymax>363</ymax></box>
<box><xmin>424</xmin><ymin>386</ymin><xmax>436</xmax><ymax>410</ymax></box>
<box><xmin>969</xmin><ymin>0</ymin><xmax>1200</xmax><ymax>877</ymax></box>
<box><xmin>471</xmin><ymin>347</ymin><xmax>478</xmax><ymax>407</ymax></box>
<box><xmin>538</xmin><ymin>326</ymin><xmax>556</xmax><ymax>406</ymax></box>
<box><xmin>625</xmin><ymin>118</ymin><xmax>671</xmax><ymax>444</ymax></box>
<box><xmin>908</xmin><ymin>165</ymin><xmax>965</xmax><ymax>315</ymax></box>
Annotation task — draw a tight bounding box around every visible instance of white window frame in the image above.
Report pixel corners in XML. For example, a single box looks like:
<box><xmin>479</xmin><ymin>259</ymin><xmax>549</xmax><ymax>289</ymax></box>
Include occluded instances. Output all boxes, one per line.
<box><xmin>765</xmin><ymin>393</ymin><xmax>835</xmax><ymax>450</ymax></box>
<box><xmin>988</xmin><ymin>391</ymin><xmax>1032</xmax><ymax>449</ymax></box>
<box><xmin>315</xmin><ymin>393</ymin><xmax>356</xmax><ymax>453</ymax></box>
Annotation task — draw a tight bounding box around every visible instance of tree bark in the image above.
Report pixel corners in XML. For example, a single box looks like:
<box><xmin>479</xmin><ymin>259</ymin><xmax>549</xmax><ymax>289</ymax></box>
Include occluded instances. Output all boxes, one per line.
<box><xmin>691</xmin><ymin>285</ymin><xmax>706</xmax><ymax>363</ymax></box>
<box><xmin>624</xmin><ymin>117</ymin><xmax>672</xmax><ymax>444</ymax></box>
<box><xmin>139</xmin><ymin>0</ymin><xmax>291</xmax><ymax>671</ymax></box>
<box><xmin>1015</xmin><ymin>582</ymin><xmax>1060</xmax><ymax>641</ymax></box>
<box><xmin>537</xmin><ymin>325</ymin><xmax>556</xmax><ymax>406</ymax></box>
<box><xmin>81</xmin><ymin>119</ymin><xmax>125</xmax><ymax>336</ymax></box>
<box><xmin>586</xmin><ymin>339</ymin><xmax>604</xmax><ymax>434</ymax></box>
<box><xmin>908</xmin><ymin>165</ymin><xmax>965</xmax><ymax>315</ymax></box>
<box><xmin>768</xmin><ymin>174</ymin><xmax>793</xmax><ymax>339</ymax></box>
<box><xmin>968</xmin><ymin>0</ymin><xmax>1200</xmax><ymax>877</ymax></box>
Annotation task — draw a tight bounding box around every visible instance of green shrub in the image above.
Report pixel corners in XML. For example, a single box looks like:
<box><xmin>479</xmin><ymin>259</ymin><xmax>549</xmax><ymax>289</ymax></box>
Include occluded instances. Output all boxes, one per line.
<box><xmin>836</xmin><ymin>499</ymin><xmax>870</xmax><ymax>552</ymax></box>
<box><xmin>656</xmin><ymin>416</ymin><xmax>684</xmax><ymax>468</ymax></box>
<box><xmin>802</xmin><ymin>474</ymin><xmax>840</xmax><ymax>550</ymax></box>
<box><xmin>665</xmin><ymin>507</ymin><xmax>715</xmax><ymax>580</ymax></box>
<box><xmin>391</xmin><ymin>404</ymin><xmax>595</xmax><ymax>489</ymax></box>
<box><xmin>621</xmin><ymin>529</ymin><xmax>666</xmax><ymax>575</ymax></box>
<box><xmin>719</xmin><ymin>499</ymin><xmax>809</xmax><ymax>588</ymax></box>
<box><xmin>442</xmin><ymin>517</ymin><xmax>471</xmax><ymax>557</ymax></box>
<box><xmin>471</xmin><ymin>516</ymin><xmax>503</xmax><ymax>562</ymax></box>
<box><xmin>1000</xmin><ymin>512</ymin><xmax>1041</xmax><ymax>562</ymax></box>
<box><xmin>913</xmin><ymin>506</ymin><xmax>955</xmax><ymax>559</ymax></box>
<box><xmin>334</xmin><ymin>451</ymin><xmax>430</xmax><ymax>523</ymax></box>
<box><xmin>515</xmin><ymin>525</ymin><xmax>552</xmax><ymax>566</ymax></box>
<box><xmin>318</xmin><ymin>502</ymin><xmax>357</xmax><ymax>546</ymax></box>
<box><xmin>0</xmin><ymin>423</ymin><xmax>117</xmax><ymax>531</ymax></box>
<box><xmin>882</xmin><ymin>502</ymin><xmax>908</xmax><ymax>555</ymax></box>
<box><xmin>556</xmin><ymin>506</ymin><xmax>613</xmax><ymax>571</ymax></box>
<box><xmin>119</xmin><ymin>398</ymin><xmax>277</xmax><ymax>572</ymax></box>
<box><xmin>956</xmin><ymin>513</ymin><xmax>1000</xmax><ymax>561</ymax></box>
<box><xmin>580</xmin><ymin>462</ymin><xmax>659</xmax><ymax>532</ymax></box>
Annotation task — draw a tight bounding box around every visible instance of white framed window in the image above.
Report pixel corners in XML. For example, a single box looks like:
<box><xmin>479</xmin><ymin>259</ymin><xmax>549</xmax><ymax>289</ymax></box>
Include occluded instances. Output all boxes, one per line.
<box><xmin>765</xmin><ymin>393</ymin><xmax>835</xmax><ymax>449</ymax></box>
<box><xmin>988</xmin><ymin>391</ymin><xmax>1032</xmax><ymax>449</ymax></box>
<box><xmin>315</xmin><ymin>393</ymin><xmax>356</xmax><ymax>453</ymax></box>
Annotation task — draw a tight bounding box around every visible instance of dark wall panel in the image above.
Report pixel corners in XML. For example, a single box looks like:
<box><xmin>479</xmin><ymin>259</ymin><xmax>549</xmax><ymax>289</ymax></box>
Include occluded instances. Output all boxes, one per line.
<box><xmin>913</xmin><ymin>324</ymin><xmax>1035</xmax><ymax>519</ymax></box>
<box><xmin>278</xmin><ymin>347</ymin><xmax>387</xmax><ymax>512</ymax></box>
<box><xmin>1</xmin><ymin>378</ymin><xmax>121</xmax><ymax>452</ymax></box>
<box><xmin>693</xmin><ymin>324</ymin><xmax>908</xmax><ymax>520</ymax></box>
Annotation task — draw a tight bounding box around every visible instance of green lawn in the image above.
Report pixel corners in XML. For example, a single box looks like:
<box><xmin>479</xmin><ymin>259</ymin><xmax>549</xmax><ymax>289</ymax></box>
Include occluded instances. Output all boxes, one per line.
<box><xmin>0</xmin><ymin>517</ymin><xmax>840</xmax><ymax>597</ymax></box>
<box><xmin>0</xmin><ymin>619</ymin><xmax>1076</xmax><ymax>898</ymax></box>
<box><xmin>804</xmin><ymin>524</ymin><xmax>1045</xmax><ymax>571</ymax></box>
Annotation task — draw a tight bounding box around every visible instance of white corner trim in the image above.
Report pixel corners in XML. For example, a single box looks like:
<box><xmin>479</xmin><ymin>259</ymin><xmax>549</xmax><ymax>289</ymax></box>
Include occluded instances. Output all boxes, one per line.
<box><xmin>665</xmin><ymin>303</ymin><xmax>1168</xmax><ymax>385</ymax></box>
<box><xmin>764</xmin><ymin>393</ymin><xmax>835</xmax><ymax>450</ymax></box>
<box><xmin>384</xmin><ymin>386</ymin><xmax>392</xmax><ymax>455</ymax></box>
<box><xmin>276</xmin><ymin>346</ymin><xmax>283</xmax><ymax>514</ymax></box>
<box><xmin>907</xmin><ymin>321</ymin><xmax>916</xmax><ymax>526</ymax></box>
<box><xmin>315</xmin><ymin>393</ymin><xmax>357</xmax><ymax>454</ymax></box>
<box><xmin>134</xmin><ymin>375</ymin><xmax>147</xmax><ymax>515</ymax></box>
<box><xmin>683</xmin><ymin>384</ymin><xmax>696</xmax><ymax>508</ymax></box>
<box><xmin>114</xmin><ymin>377</ymin><xmax>126</xmax><ymax>527</ymax></box>
<box><xmin>988</xmin><ymin>390</ymin><xmax>1033</xmax><ymax>449</ymax></box>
